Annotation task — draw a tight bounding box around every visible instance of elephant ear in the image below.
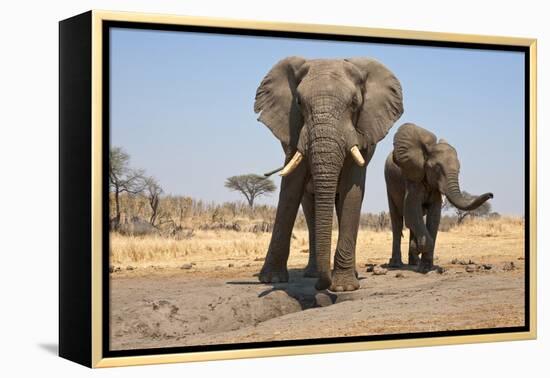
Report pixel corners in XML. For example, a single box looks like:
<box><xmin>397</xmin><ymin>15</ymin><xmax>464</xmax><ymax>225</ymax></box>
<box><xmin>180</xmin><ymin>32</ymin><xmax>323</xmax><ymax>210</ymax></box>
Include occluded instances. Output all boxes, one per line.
<box><xmin>346</xmin><ymin>58</ymin><xmax>404</xmax><ymax>148</ymax></box>
<box><xmin>254</xmin><ymin>56</ymin><xmax>307</xmax><ymax>148</ymax></box>
<box><xmin>393</xmin><ymin>123</ymin><xmax>437</xmax><ymax>182</ymax></box>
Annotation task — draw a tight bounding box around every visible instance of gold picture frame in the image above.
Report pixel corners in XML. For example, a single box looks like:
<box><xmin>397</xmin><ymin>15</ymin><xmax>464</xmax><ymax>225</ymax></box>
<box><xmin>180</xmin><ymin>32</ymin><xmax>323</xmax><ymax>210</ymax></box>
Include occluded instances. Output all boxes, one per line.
<box><xmin>59</xmin><ymin>10</ymin><xmax>537</xmax><ymax>368</ymax></box>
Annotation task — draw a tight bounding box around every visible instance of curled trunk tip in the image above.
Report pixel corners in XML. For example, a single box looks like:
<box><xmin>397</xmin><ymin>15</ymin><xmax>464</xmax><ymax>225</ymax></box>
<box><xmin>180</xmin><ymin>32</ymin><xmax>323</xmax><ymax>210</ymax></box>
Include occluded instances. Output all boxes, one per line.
<box><xmin>446</xmin><ymin>189</ymin><xmax>494</xmax><ymax>211</ymax></box>
<box><xmin>445</xmin><ymin>172</ymin><xmax>493</xmax><ymax>211</ymax></box>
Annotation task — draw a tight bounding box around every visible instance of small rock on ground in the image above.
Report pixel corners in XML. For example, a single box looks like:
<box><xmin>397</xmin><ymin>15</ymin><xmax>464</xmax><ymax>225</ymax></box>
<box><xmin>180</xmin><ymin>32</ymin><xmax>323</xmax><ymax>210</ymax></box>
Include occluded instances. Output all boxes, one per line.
<box><xmin>180</xmin><ymin>263</ymin><xmax>193</xmax><ymax>270</ymax></box>
<box><xmin>502</xmin><ymin>261</ymin><xmax>516</xmax><ymax>271</ymax></box>
<box><xmin>465</xmin><ymin>264</ymin><xmax>477</xmax><ymax>273</ymax></box>
<box><xmin>452</xmin><ymin>258</ymin><xmax>476</xmax><ymax>265</ymax></box>
<box><xmin>373</xmin><ymin>266</ymin><xmax>388</xmax><ymax>275</ymax></box>
<box><xmin>395</xmin><ymin>272</ymin><xmax>405</xmax><ymax>278</ymax></box>
<box><xmin>365</xmin><ymin>264</ymin><xmax>375</xmax><ymax>273</ymax></box>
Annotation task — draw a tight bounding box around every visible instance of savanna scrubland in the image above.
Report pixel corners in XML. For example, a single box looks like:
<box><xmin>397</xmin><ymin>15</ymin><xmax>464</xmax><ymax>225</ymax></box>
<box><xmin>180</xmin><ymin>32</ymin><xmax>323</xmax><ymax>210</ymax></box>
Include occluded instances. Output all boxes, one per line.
<box><xmin>109</xmin><ymin>194</ymin><xmax>525</xmax><ymax>351</ymax></box>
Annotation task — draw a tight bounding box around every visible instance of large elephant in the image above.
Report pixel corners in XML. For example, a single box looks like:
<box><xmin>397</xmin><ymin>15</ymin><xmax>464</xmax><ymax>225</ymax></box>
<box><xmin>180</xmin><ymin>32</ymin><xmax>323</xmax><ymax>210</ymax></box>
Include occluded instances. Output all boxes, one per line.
<box><xmin>384</xmin><ymin>123</ymin><xmax>493</xmax><ymax>272</ymax></box>
<box><xmin>254</xmin><ymin>57</ymin><xmax>404</xmax><ymax>291</ymax></box>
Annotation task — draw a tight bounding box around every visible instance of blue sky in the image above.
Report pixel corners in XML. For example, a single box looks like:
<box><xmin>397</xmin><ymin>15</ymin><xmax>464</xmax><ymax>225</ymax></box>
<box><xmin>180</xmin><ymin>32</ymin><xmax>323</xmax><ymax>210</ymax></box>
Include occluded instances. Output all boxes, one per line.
<box><xmin>110</xmin><ymin>28</ymin><xmax>525</xmax><ymax>215</ymax></box>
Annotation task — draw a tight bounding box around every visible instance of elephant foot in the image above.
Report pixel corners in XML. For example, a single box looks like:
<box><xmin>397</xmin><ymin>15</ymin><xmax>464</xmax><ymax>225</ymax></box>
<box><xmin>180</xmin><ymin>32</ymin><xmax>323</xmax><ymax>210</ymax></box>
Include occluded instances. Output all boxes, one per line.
<box><xmin>258</xmin><ymin>263</ymin><xmax>289</xmax><ymax>283</ymax></box>
<box><xmin>329</xmin><ymin>269</ymin><xmax>360</xmax><ymax>292</ymax></box>
<box><xmin>388</xmin><ymin>257</ymin><xmax>404</xmax><ymax>268</ymax></box>
<box><xmin>417</xmin><ymin>260</ymin><xmax>434</xmax><ymax>274</ymax></box>
<box><xmin>315</xmin><ymin>272</ymin><xmax>332</xmax><ymax>290</ymax></box>
<box><xmin>303</xmin><ymin>263</ymin><xmax>319</xmax><ymax>278</ymax></box>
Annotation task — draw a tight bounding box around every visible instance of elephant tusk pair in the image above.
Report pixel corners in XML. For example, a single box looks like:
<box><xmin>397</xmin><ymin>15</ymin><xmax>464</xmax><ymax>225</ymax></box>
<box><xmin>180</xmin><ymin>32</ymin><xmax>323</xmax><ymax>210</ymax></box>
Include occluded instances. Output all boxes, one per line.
<box><xmin>279</xmin><ymin>146</ymin><xmax>365</xmax><ymax>177</ymax></box>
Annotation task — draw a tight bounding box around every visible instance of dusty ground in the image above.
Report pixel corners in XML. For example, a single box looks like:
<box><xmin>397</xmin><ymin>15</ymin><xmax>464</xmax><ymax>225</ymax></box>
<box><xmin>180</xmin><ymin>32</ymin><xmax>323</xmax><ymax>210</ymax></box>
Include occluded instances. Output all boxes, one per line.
<box><xmin>109</xmin><ymin>218</ymin><xmax>525</xmax><ymax>351</ymax></box>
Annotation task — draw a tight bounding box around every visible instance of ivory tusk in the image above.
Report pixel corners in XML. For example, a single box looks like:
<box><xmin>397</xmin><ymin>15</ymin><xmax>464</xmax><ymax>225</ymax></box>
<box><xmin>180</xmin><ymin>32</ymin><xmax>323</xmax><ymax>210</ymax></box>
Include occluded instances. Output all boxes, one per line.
<box><xmin>350</xmin><ymin>146</ymin><xmax>365</xmax><ymax>166</ymax></box>
<box><xmin>279</xmin><ymin>152</ymin><xmax>303</xmax><ymax>176</ymax></box>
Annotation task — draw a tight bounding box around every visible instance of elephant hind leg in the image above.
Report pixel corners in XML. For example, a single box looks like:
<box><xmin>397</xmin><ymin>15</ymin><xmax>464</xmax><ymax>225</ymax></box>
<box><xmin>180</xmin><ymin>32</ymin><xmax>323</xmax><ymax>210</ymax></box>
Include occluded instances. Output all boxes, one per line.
<box><xmin>388</xmin><ymin>194</ymin><xmax>404</xmax><ymax>268</ymax></box>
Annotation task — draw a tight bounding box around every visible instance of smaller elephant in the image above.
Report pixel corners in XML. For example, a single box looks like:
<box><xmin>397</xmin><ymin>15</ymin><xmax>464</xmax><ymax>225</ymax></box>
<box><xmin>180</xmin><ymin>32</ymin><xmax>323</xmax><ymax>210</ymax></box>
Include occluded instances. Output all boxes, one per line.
<box><xmin>384</xmin><ymin>123</ymin><xmax>493</xmax><ymax>272</ymax></box>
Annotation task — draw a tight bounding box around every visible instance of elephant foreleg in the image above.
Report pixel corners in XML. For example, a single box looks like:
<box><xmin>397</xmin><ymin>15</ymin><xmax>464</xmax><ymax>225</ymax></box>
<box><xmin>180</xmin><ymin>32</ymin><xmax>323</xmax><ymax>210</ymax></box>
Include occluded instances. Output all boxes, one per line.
<box><xmin>331</xmin><ymin>158</ymin><xmax>366</xmax><ymax>292</ymax></box>
<box><xmin>259</xmin><ymin>160</ymin><xmax>308</xmax><ymax>283</ymax></box>
<box><xmin>424</xmin><ymin>195</ymin><xmax>442</xmax><ymax>268</ymax></box>
<box><xmin>301</xmin><ymin>191</ymin><xmax>318</xmax><ymax>277</ymax></box>
<box><xmin>403</xmin><ymin>183</ymin><xmax>434</xmax><ymax>273</ymax></box>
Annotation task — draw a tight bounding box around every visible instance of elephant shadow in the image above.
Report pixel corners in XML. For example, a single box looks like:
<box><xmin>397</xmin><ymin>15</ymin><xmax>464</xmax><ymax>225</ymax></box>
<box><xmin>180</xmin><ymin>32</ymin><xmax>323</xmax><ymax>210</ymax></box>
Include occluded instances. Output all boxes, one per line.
<box><xmin>226</xmin><ymin>269</ymin><xmax>369</xmax><ymax>309</ymax></box>
<box><xmin>379</xmin><ymin>262</ymin><xmax>443</xmax><ymax>273</ymax></box>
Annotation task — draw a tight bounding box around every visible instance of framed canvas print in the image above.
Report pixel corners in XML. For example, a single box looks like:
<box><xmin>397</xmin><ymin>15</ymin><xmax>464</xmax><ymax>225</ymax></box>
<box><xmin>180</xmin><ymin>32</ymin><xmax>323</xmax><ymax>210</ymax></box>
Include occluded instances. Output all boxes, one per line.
<box><xmin>59</xmin><ymin>10</ymin><xmax>537</xmax><ymax>368</ymax></box>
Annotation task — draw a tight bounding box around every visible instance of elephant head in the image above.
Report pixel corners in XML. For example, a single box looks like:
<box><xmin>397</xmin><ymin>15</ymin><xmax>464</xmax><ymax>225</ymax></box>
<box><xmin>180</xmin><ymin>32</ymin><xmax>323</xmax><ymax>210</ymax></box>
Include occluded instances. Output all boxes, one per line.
<box><xmin>393</xmin><ymin>123</ymin><xmax>493</xmax><ymax>210</ymax></box>
<box><xmin>255</xmin><ymin>57</ymin><xmax>403</xmax><ymax>289</ymax></box>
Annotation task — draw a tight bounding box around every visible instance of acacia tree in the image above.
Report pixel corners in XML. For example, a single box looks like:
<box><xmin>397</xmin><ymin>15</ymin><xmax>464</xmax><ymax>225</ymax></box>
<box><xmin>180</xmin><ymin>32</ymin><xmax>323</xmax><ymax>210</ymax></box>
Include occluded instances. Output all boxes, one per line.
<box><xmin>443</xmin><ymin>191</ymin><xmax>492</xmax><ymax>224</ymax></box>
<box><xmin>144</xmin><ymin>176</ymin><xmax>163</xmax><ymax>227</ymax></box>
<box><xmin>224</xmin><ymin>174</ymin><xmax>276</xmax><ymax>208</ymax></box>
<box><xmin>109</xmin><ymin>147</ymin><xmax>145</xmax><ymax>229</ymax></box>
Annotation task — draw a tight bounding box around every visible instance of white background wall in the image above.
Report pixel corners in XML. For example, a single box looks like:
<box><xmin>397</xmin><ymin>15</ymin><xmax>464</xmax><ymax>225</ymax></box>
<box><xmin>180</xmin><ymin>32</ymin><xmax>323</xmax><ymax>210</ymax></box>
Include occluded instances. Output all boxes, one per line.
<box><xmin>0</xmin><ymin>0</ymin><xmax>547</xmax><ymax>376</ymax></box>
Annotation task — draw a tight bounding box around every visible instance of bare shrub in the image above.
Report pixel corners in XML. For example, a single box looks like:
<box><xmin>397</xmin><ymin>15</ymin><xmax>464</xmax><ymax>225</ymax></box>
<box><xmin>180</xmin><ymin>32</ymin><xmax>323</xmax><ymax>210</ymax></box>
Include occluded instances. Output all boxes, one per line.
<box><xmin>359</xmin><ymin>211</ymin><xmax>391</xmax><ymax>231</ymax></box>
<box><xmin>118</xmin><ymin>216</ymin><xmax>158</xmax><ymax>236</ymax></box>
<box><xmin>439</xmin><ymin>215</ymin><xmax>458</xmax><ymax>232</ymax></box>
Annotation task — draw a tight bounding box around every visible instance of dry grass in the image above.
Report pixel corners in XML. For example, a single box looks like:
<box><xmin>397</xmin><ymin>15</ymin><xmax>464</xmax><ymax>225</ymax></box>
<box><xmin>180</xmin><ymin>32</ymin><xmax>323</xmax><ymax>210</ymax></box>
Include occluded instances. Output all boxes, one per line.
<box><xmin>449</xmin><ymin>216</ymin><xmax>524</xmax><ymax>237</ymax></box>
<box><xmin>110</xmin><ymin>216</ymin><xmax>524</xmax><ymax>270</ymax></box>
<box><xmin>110</xmin><ymin>230</ymin><xmax>282</xmax><ymax>267</ymax></box>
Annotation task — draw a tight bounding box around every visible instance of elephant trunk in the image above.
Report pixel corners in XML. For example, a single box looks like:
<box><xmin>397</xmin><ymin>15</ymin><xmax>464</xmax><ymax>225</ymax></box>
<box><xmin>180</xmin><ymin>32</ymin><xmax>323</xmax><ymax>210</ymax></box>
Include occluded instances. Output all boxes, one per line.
<box><xmin>445</xmin><ymin>171</ymin><xmax>493</xmax><ymax>211</ymax></box>
<box><xmin>309</xmin><ymin>124</ymin><xmax>346</xmax><ymax>290</ymax></box>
